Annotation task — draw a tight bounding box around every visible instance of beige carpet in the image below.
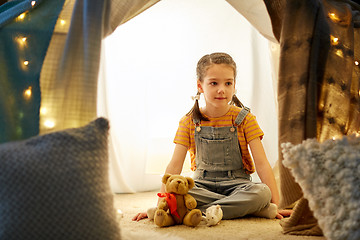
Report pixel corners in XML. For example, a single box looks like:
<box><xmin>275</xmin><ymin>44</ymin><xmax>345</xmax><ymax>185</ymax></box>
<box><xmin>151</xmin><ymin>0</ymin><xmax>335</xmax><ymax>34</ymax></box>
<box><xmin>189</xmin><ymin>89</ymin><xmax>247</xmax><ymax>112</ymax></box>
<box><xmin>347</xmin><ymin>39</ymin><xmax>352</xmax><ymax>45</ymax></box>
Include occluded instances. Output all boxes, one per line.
<box><xmin>114</xmin><ymin>191</ymin><xmax>326</xmax><ymax>240</ymax></box>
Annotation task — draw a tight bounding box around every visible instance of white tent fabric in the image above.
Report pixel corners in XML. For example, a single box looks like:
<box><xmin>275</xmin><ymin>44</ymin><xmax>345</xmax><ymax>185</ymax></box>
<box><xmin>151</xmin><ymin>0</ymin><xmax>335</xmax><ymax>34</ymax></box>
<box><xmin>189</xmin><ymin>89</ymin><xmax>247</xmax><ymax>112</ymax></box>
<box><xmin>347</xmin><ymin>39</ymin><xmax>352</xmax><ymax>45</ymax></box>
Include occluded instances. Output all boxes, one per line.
<box><xmin>39</xmin><ymin>0</ymin><xmax>159</xmax><ymax>135</ymax></box>
<box><xmin>34</xmin><ymin>0</ymin><xmax>278</xmax><ymax>193</ymax></box>
<box><xmin>98</xmin><ymin>0</ymin><xmax>280</xmax><ymax>193</ymax></box>
<box><xmin>226</xmin><ymin>0</ymin><xmax>276</xmax><ymax>42</ymax></box>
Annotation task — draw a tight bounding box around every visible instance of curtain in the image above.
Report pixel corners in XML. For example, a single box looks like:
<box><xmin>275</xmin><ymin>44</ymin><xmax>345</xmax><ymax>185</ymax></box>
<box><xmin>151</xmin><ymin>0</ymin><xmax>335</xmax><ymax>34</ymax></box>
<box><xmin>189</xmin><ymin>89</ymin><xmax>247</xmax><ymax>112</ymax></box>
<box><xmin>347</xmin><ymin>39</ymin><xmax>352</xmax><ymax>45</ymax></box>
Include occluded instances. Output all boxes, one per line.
<box><xmin>39</xmin><ymin>0</ymin><xmax>159</xmax><ymax>136</ymax></box>
<box><xmin>99</xmin><ymin>0</ymin><xmax>279</xmax><ymax>193</ymax></box>
<box><xmin>263</xmin><ymin>0</ymin><xmax>360</xmax><ymax>235</ymax></box>
<box><xmin>0</xmin><ymin>0</ymin><xmax>159</xmax><ymax>142</ymax></box>
<box><xmin>0</xmin><ymin>0</ymin><xmax>160</xmax><ymax>192</ymax></box>
<box><xmin>265</xmin><ymin>0</ymin><xmax>360</xmax><ymax>207</ymax></box>
<box><xmin>0</xmin><ymin>0</ymin><xmax>65</xmax><ymax>143</ymax></box>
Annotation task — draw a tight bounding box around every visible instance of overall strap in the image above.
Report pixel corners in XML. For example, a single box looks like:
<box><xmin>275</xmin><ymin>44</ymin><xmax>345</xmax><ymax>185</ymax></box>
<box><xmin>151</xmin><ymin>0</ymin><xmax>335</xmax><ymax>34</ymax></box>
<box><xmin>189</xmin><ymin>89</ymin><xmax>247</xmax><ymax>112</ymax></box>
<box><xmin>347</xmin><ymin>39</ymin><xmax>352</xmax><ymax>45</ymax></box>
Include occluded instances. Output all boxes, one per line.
<box><xmin>193</xmin><ymin>118</ymin><xmax>200</xmax><ymax>125</ymax></box>
<box><xmin>234</xmin><ymin>107</ymin><xmax>250</xmax><ymax>125</ymax></box>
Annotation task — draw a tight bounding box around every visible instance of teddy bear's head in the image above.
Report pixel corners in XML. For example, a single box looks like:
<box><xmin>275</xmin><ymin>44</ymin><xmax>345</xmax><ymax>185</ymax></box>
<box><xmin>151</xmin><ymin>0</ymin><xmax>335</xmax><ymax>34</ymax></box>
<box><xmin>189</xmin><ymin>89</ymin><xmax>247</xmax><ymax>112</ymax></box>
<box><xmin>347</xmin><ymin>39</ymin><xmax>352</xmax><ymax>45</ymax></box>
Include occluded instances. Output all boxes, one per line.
<box><xmin>162</xmin><ymin>174</ymin><xmax>195</xmax><ymax>195</ymax></box>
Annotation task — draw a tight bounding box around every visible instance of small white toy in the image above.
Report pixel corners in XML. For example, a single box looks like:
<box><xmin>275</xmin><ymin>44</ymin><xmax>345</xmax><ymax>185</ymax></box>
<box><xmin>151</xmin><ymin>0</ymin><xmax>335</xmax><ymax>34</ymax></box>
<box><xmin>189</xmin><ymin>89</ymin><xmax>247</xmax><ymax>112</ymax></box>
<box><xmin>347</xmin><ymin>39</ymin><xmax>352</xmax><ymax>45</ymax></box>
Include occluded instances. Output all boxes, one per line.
<box><xmin>203</xmin><ymin>205</ymin><xmax>223</xmax><ymax>226</ymax></box>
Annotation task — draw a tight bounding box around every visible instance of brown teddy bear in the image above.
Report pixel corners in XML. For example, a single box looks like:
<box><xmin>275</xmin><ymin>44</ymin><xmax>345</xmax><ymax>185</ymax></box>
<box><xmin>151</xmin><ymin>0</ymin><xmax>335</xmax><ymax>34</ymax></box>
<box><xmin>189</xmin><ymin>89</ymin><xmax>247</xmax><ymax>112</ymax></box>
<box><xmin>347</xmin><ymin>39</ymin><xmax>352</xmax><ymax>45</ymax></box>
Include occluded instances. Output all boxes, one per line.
<box><xmin>154</xmin><ymin>174</ymin><xmax>202</xmax><ymax>227</ymax></box>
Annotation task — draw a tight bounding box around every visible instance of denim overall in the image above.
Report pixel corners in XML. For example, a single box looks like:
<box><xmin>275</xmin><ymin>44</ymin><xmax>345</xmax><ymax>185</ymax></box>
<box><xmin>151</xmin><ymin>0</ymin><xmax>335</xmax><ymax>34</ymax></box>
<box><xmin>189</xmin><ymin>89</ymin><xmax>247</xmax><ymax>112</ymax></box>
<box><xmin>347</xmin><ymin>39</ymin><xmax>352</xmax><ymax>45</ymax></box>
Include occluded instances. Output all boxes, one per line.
<box><xmin>188</xmin><ymin>107</ymin><xmax>272</xmax><ymax>219</ymax></box>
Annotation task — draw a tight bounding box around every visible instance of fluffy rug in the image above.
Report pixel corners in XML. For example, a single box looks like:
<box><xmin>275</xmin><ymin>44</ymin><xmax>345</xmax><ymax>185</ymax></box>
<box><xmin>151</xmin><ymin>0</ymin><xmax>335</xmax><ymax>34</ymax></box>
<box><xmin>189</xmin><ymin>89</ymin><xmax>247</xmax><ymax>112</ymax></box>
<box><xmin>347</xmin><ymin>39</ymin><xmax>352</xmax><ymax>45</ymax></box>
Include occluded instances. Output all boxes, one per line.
<box><xmin>114</xmin><ymin>191</ymin><xmax>325</xmax><ymax>240</ymax></box>
<box><xmin>282</xmin><ymin>134</ymin><xmax>360</xmax><ymax>240</ymax></box>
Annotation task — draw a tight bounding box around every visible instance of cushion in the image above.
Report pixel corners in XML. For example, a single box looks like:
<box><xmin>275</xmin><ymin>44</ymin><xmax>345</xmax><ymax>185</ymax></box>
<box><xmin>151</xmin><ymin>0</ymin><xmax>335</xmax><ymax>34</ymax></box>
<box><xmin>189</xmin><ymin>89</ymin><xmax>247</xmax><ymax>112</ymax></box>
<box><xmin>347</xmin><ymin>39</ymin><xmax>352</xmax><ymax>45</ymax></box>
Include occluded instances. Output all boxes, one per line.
<box><xmin>282</xmin><ymin>134</ymin><xmax>360</xmax><ymax>240</ymax></box>
<box><xmin>0</xmin><ymin>118</ymin><xmax>121</xmax><ymax>240</ymax></box>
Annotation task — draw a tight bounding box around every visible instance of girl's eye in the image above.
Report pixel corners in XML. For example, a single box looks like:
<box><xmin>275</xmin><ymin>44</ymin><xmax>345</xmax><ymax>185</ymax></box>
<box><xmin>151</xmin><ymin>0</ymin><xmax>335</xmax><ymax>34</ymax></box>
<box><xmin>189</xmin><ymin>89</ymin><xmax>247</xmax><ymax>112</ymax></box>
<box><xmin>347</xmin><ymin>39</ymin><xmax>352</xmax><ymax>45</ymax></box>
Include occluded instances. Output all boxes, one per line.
<box><xmin>226</xmin><ymin>82</ymin><xmax>233</xmax><ymax>86</ymax></box>
<box><xmin>210</xmin><ymin>82</ymin><xmax>217</xmax><ymax>86</ymax></box>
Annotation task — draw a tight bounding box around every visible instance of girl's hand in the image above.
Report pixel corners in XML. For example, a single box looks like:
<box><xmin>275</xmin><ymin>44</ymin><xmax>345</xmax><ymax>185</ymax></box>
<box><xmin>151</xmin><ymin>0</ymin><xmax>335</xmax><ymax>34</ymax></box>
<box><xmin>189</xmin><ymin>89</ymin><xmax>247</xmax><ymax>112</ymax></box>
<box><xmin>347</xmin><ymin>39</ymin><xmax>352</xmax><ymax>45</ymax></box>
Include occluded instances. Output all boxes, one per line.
<box><xmin>276</xmin><ymin>209</ymin><xmax>293</xmax><ymax>219</ymax></box>
<box><xmin>132</xmin><ymin>212</ymin><xmax>148</xmax><ymax>221</ymax></box>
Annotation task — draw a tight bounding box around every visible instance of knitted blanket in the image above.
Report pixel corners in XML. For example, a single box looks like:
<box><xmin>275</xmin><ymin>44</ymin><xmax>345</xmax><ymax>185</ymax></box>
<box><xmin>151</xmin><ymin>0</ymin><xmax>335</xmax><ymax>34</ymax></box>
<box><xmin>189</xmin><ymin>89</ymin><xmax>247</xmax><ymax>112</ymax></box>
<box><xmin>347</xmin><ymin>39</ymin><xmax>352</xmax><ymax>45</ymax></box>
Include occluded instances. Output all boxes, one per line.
<box><xmin>281</xmin><ymin>134</ymin><xmax>360</xmax><ymax>240</ymax></box>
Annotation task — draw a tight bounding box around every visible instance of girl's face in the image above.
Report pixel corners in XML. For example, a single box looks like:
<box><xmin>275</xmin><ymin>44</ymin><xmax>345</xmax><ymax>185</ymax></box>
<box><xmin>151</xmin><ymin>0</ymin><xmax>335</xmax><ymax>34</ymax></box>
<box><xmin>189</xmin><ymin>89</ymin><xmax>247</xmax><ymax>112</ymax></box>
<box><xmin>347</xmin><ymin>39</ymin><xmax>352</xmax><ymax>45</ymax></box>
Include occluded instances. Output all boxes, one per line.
<box><xmin>197</xmin><ymin>63</ymin><xmax>235</xmax><ymax>113</ymax></box>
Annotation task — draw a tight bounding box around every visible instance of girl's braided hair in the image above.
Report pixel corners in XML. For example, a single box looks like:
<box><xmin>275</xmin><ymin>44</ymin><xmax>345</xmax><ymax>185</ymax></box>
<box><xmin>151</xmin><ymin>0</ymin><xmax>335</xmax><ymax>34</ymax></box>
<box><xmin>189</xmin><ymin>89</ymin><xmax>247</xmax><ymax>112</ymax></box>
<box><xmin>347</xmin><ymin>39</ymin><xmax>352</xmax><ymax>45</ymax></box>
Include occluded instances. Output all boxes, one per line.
<box><xmin>187</xmin><ymin>52</ymin><xmax>244</xmax><ymax>121</ymax></box>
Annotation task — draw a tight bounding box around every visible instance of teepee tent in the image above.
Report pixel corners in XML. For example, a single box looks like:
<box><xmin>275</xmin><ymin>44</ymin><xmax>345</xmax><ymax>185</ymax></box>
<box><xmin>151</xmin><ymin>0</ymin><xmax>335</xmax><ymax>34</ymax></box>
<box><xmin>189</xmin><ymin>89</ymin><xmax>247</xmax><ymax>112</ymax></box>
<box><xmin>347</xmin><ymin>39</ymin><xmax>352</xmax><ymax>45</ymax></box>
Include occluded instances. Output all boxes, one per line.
<box><xmin>1</xmin><ymin>0</ymin><xmax>359</xmax><ymax>237</ymax></box>
<box><xmin>1</xmin><ymin>0</ymin><xmax>280</xmax><ymax>193</ymax></box>
<box><xmin>99</xmin><ymin>0</ymin><xmax>280</xmax><ymax>194</ymax></box>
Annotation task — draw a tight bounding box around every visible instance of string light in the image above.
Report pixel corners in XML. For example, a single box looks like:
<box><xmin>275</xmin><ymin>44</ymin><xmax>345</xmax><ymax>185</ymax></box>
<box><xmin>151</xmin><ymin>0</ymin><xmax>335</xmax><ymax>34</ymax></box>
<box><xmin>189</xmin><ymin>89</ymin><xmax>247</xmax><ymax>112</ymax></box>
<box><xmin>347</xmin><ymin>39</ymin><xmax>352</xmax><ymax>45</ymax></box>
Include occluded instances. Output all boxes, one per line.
<box><xmin>15</xmin><ymin>36</ymin><xmax>28</xmax><ymax>47</ymax></box>
<box><xmin>335</xmin><ymin>49</ymin><xmax>343</xmax><ymax>58</ymax></box>
<box><xmin>23</xmin><ymin>86</ymin><xmax>32</xmax><ymax>100</ymax></box>
<box><xmin>23</xmin><ymin>60</ymin><xmax>29</xmax><ymax>66</ymax></box>
<box><xmin>17</xmin><ymin>13</ymin><xmax>26</xmax><ymax>20</ymax></box>
<box><xmin>16</xmin><ymin>127</ymin><xmax>22</xmax><ymax>136</ymax></box>
<box><xmin>330</xmin><ymin>35</ymin><xmax>339</xmax><ymax>45</ymax></box>
<box><xmin>40</xmin><ymin>107</ymin><xmax>47</xmax><ymax>115</ymax></box>
<box><xmin>44</xmin><ymin>120</ymin><xmax>55</xmax><ymax>129</ymax></box>
<box><xmin>328</xmin><ymin>12</ymin><xmax>340</xmax><ymax>22</ymax></box>
<box><xmin>331</xmin><ymin>135</ymin><xmax>342</xmax><ymax>141</ymax></box>
<box><xmin>60</xmin><ymin>19</ymin><xmax>66</xmax><ymax>26</ymax></box>
<box><xmin>355</xmin><ymin>61</ymin><xmax>359</xmax><ymax>66</ymax></box>
<box><xmin>31</xmin><ymin>1</ymin><xmax>36</xmax><ymax>7</ymax></box>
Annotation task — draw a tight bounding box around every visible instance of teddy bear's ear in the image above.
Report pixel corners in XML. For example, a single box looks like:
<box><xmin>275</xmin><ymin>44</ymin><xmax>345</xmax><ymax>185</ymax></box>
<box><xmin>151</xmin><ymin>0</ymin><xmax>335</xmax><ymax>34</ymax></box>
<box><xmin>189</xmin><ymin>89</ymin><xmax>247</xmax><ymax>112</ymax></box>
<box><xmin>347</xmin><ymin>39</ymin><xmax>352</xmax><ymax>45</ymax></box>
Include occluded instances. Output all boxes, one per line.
<box><xmin>186</xmin><ymin>177</ymin><xmax>195</xmax><ymax>189</ymax></box>
<box><xmin>162</xmin><ymin>173</ymin><xmax>172</xmax><ymax>184</ymax></box>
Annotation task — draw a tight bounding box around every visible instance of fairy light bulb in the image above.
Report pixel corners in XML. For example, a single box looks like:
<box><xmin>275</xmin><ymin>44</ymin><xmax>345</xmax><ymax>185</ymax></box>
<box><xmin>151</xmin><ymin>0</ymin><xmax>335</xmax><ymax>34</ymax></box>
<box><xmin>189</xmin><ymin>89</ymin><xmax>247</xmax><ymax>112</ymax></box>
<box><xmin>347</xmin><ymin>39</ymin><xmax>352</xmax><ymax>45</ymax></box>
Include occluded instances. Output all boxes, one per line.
<box><xmin>15</xmin><ymin>36</ymin><xmax>28</xmax><ymax>48</ymax></box>
<box><xmin>23</xmin><ymin>60</ymin><xmax>29</xmax><ymax>66</ymax></box>
<box><xmin>355</xmin><ymin>61</ymin><xmax>359</xmax><ymax>66</ymax></box>
<box><xmin>44</xmin><ymin>120</ymin><xmax>55</xmax><ymax>129</ymax></box>
<box><xmin>17</xmin><ymin>13</ymin><xmax>26</xmax><ymax>20</ymax></box>
<box><xmin>40</xmin><ymin>107</ymin><xmax>47</xmax><ymax>115</ymax></box>
<box><xmin>23</xmin><ymin>87</ymin><xmax>32</xmax><ymax>99</ymax></box>
<box><xmin>60</xmin><ymin>19</ymin><xmax>66</xmax><ymax>26</ymax></box>
<box><xmin>31</xmin><ymin>1</ymin><xmax>36</xmax><ymax>7</ymax></box>
<box><xmin>335</xmin><ymin>49</ymin><xmax>343</xmax><ymax>58</ymax></box>
<box><xmin>329</xmin><ymin>12</ymin><xmax>340</xmax><ymax>22</ymax></box>
<box><xmin>16</xmin><ymin>127</ymin><xmax>23</xmax><ymax>136</ymax></box>
<box><xmin>330</xmin><ymin>35</ymin><xmax>339</xmax><ymax>45</ymax></box>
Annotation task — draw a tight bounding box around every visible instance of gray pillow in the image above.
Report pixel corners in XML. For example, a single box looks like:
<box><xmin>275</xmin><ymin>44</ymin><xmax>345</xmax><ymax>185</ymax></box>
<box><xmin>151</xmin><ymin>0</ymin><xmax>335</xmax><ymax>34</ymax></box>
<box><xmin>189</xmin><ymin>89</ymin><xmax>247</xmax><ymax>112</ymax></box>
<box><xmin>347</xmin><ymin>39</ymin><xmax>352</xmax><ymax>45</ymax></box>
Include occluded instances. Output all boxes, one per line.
<box><xmin>282</xmin><ymin>134</ymin><xmax>360</xmax><ymax>240</ymax></box>
<box><xmin>0</xmin><ymin>118</ymin><xmax>121</xmax><ymax>240</ymax></box>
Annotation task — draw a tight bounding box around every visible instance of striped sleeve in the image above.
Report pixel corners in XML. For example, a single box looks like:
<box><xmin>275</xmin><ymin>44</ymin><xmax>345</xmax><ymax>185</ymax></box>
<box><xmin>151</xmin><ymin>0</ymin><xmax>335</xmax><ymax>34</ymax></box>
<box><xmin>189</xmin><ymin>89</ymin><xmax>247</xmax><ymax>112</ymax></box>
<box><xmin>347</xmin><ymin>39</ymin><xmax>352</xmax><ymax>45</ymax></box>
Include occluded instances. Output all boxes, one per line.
<box><xmin>243</xmin><ymin>113</ymin><xmax>264</xmax><ymax>142</ymax></box>
<box><xmin>238</xmin><ymin>112</ymin><xmax>264</xmax><ymax>174</ymax></box>
<box><xmin>173</xmin><ymin>115</ymin><xmax>191</xmax><ymax>149</ymax></box>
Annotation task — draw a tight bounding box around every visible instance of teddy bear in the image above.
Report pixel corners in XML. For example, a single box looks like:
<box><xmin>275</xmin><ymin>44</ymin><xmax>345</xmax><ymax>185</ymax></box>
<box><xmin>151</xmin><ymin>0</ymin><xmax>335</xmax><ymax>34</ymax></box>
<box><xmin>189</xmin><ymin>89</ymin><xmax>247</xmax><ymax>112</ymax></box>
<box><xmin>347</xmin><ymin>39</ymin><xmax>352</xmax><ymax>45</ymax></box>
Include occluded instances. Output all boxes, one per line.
<box><xmin>152</xmin><ymin>174</ymin><xmax>202</xmax><ymax>227</ymax></box>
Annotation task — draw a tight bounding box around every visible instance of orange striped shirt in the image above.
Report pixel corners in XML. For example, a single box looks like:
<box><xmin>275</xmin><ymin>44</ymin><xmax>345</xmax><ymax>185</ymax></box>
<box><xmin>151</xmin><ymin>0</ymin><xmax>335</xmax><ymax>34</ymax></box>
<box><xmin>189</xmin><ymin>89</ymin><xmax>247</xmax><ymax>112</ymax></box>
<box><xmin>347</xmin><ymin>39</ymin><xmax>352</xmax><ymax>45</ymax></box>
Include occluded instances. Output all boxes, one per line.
<box><xmin>174</xmin><ymin>105</ymin><xmax>263</xmax><ymax>174</ymax></box>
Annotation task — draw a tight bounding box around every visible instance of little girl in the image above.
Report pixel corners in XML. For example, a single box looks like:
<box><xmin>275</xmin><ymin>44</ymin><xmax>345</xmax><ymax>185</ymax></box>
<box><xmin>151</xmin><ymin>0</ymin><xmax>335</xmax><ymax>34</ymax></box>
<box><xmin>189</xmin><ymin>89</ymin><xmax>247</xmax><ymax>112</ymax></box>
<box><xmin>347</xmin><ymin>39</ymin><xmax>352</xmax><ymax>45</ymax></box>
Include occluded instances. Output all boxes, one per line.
<box><xmin>133</xmin><ymin>52</ymin><xmax>291</xmax><ymax>221</ymax></box>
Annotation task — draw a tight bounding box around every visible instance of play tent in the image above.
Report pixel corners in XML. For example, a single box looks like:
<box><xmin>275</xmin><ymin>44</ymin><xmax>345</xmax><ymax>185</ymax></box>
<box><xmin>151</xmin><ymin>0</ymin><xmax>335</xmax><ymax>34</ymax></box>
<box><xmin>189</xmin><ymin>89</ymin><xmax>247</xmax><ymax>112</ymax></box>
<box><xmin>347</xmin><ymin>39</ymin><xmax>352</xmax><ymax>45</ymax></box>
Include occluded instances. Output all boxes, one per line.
<box><xmin>1</xmin><ymin>0</ymin><xmax>359</xmax><ymax>237</ymax></box>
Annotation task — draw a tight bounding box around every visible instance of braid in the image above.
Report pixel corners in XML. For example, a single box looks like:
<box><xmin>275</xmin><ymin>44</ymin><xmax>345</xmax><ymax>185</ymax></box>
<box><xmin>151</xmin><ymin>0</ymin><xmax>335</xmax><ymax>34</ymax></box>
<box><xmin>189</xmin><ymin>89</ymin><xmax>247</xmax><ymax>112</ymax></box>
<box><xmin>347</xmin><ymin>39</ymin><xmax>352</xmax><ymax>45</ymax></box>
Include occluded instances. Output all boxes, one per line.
<box><xmin>230</xmin><ymin>94</ymin><xmax>244</xmax><ymax>108</ymax></box>
<box><xmin>186</xmin><ymin>92</ymin><xmax>209</xmax><ymax>121</ymax></box>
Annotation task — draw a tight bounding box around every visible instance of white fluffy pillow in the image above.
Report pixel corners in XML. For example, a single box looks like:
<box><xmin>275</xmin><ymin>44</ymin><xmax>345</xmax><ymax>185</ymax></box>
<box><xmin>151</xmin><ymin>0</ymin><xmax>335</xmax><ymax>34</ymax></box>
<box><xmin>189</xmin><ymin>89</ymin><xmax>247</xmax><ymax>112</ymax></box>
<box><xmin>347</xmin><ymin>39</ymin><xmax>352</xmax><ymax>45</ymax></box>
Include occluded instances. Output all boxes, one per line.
<box><xmin>282</xmin><ymin>134</ymin><xmax>360</xmax><ymax>240</ymax></box>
